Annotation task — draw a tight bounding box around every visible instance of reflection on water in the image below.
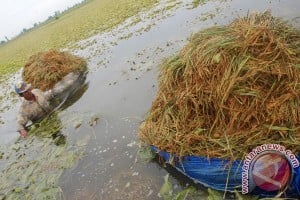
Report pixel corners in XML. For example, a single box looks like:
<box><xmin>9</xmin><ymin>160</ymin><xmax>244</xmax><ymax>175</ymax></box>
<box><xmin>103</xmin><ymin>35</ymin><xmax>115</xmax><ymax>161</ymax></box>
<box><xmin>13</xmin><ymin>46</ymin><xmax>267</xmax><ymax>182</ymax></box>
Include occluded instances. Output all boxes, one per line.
<box><xmin>1</xmin><ymin>0</ymin><xmax>299</xmax><ymax>199</ymax></box>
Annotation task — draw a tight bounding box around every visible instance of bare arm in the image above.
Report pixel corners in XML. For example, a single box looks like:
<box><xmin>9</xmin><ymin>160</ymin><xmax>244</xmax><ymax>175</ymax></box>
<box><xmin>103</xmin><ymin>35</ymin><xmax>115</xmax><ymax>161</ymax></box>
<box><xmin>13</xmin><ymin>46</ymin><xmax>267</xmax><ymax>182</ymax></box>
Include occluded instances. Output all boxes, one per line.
<box><xmin>17</xmin><ymin>112</ymin><xmax>29</xmax><ymax>137</ymax></box>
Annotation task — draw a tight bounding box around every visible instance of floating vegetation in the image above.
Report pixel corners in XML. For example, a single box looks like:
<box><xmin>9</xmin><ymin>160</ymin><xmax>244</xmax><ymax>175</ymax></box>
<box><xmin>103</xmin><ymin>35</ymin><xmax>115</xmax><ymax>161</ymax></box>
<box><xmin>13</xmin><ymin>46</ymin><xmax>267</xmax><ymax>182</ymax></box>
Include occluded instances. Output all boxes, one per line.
<box><xmin>0</xmin><ymin>112</ymin><xmax>85</xmax><ymax>199</ymax></box>
<box><xmin>139</xmin><ymin>12</ymin><xmax>300</xmax><ymax>159</ymax></box>
<box><xmin>158</xmin><ymin>175</ymin><xmax>258</xmax><ymax>200</ymax></box>
<box><xmin>159</xmin><ymin>174</ymin><xmax>173</xmax><ymax>199</ymax></box>
<box><xmin>137</xmin><ymin>145</ymin><xmax>156</xmax><ymax>162</ymax></box>
<box><xmin>0</xmin><ymin>141</ymin><xmax>83</xmax><ymax>199</ymax></box>
<box><xmin>28</xmin><ymin>112</ymin><xmax>67</xmax><ymax>146</ymax></box>
<box><xmin>29</xmin><ymin>112</ymin><xmax>61</xmax><ymax>137</ymax></box>
<box><xmin>22</xmin><ymin>50</ymin><xmax>87</xmax><ymax>91</ymax></box>
<box><xmin>192</xmin><ymin>0</ymin><xmax>208</xmax><ymax>8</ymax></box>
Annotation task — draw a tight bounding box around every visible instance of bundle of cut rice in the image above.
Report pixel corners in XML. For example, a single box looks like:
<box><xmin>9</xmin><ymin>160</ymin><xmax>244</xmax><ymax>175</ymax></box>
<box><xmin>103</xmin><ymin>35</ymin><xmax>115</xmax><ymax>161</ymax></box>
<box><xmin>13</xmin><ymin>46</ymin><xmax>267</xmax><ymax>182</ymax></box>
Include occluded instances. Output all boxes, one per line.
<box><xmin>22</xmin><ymin>50</ymin><xmax>87</xmax><ymax>91</ymax></box>
<box><xmin>139</xmin><ymin>12</ymin><xmax>300</xmax><ymax>159</ymax></box>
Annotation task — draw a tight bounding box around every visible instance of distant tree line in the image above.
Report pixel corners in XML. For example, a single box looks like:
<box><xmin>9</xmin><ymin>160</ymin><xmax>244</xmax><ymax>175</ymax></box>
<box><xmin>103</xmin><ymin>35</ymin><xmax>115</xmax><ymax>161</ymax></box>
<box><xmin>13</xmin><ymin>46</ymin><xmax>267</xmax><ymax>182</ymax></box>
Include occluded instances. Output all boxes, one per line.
<box><xmin>0</xmin><ymin>0</ymin><xmax>89</xmax><ymax>46</ymax></box>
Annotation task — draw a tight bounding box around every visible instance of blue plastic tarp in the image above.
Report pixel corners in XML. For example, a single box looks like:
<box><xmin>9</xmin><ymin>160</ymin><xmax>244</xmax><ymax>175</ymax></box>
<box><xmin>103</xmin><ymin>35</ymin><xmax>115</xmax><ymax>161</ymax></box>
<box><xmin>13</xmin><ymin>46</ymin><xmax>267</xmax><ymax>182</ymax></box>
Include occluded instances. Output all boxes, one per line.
<box><xmin>151</xmin><ymin>145</ymin><xmax>300</xmax><ymax>198</ymax></box>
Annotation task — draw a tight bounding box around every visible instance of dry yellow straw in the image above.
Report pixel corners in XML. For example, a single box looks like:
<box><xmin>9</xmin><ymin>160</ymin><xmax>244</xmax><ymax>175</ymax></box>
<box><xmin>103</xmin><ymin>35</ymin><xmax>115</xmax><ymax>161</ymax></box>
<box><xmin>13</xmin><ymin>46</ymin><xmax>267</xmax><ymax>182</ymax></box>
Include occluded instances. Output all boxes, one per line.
<box><xmin>139</xmin><ymin>12</ymin><xmax>300</xmax><ymax>159</ymax></box>
<box><xmin>23</xmin><ymin>50</ymin><xmax>87</xmax><ymax>91</ymax></box>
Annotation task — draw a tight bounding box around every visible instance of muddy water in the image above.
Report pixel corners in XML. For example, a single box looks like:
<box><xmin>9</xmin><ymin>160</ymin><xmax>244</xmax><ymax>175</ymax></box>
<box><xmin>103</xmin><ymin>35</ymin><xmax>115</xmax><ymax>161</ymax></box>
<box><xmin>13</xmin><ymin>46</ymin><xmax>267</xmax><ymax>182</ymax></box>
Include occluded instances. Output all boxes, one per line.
<box><xmin>1</xmin><ymin>0</ymin><xmax>299</xmax><ymax>199</ymax></box>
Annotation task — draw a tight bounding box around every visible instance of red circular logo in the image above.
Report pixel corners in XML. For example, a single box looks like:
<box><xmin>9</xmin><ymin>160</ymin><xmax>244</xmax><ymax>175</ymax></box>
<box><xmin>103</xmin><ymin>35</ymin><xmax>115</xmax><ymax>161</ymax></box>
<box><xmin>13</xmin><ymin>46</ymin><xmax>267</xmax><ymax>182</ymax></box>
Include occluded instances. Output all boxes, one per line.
<box><xmin>251</xmin><ymin>152</ymin><xmax>291</xmax><ymax>191</ymax></box>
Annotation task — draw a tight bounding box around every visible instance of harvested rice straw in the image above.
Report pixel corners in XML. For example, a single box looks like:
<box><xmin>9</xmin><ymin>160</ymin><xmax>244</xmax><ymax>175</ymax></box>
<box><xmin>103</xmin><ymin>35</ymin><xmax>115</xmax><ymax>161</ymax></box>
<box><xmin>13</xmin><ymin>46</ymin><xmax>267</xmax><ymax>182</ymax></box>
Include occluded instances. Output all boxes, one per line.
<box><xmin>22</xmin><ymin>50</ymin><xmax>87</xmax><ymax>91</ymax></box>
<box><xmin>139</xmin><ymin>12</ymin><xmax>300</xmax><ymax>159</ymax></box>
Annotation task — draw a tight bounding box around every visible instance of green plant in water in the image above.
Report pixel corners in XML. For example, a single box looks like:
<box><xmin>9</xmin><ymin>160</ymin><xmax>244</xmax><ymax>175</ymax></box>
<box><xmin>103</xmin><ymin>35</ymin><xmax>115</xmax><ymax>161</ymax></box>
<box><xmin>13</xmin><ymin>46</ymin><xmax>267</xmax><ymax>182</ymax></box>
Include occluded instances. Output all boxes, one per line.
<box><xmin>157</xmin><ymin>174</ymin><xmax>259</xmax><ymax>200</ymax></box>
<box><xmin>192</xmin><ymin>0</ymin><xmax>207</xmax><ymax>8</ymax></box>
<box><xmin>137</xmin><ymin>145</ymin><xmax>156</xmax><ymax>162</ymax></box>
<box><xmin>29</xmin><ymin>112</ymin><xmax>63</xmax><ymax>140</ymax></box>
<box><xmin>160</xmin><ymin>174</ymin><xmax>173</xmax><ymax>199</ymax></box>
<box><xmin>29</xmin><ymin>112</ymin><xmax>68</xmax><ymax>146</ymax></box>
<box><xmin>0</xmin><ymin>112</ymin><xmax>84</xmax><ymax>199</ymax></box>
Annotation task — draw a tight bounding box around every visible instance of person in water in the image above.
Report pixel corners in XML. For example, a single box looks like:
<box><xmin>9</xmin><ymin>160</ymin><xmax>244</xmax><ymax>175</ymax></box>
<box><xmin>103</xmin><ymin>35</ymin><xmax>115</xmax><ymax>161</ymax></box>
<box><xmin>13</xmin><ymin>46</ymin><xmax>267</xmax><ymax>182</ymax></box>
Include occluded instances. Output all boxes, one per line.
<box><xmin>15</xmin><ymin>71</ymin><xmax>85</xmax><ymax>138</ymax></box>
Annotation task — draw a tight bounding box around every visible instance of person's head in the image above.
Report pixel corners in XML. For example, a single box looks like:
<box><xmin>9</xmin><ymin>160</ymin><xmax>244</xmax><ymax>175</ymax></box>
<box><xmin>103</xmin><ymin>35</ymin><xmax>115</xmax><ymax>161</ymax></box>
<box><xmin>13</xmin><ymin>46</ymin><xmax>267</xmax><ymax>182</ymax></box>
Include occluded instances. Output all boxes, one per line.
<box><xmin>14</xmin><ymin>81</ymin><xmax>34</xmax><ymax>100</ymax></box>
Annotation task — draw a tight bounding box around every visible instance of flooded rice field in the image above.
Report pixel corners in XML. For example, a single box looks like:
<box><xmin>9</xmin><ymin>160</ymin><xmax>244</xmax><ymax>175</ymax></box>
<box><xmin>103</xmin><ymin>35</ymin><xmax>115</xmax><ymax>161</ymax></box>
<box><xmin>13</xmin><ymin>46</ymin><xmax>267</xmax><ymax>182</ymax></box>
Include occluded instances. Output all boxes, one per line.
<box><xmin>0</xmin><ymin>0</ymin><xmax>299</xmax><ymax>199</ymax></box>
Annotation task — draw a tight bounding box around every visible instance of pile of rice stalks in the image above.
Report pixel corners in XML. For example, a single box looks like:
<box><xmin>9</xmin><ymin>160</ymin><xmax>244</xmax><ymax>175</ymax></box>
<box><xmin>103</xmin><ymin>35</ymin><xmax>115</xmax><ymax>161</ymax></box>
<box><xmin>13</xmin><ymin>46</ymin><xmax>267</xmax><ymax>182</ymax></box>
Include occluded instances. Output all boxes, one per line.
<box><xmin>22</xmin><ymin>50</ymin><xmax>87</xmax><ymax>91</ymax></box>
<box><xmin>139</xmin><ymin>12</ymin><xmax>300</xmax><ymax>159</ymax></box>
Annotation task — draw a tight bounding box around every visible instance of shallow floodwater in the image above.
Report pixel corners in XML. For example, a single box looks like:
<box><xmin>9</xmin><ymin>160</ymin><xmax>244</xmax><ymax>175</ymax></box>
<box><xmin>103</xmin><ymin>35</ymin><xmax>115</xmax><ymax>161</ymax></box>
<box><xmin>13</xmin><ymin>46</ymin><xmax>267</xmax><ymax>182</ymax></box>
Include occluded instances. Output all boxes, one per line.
<box><xmin>1</xmin><ymin>0</ymin><xmax>299</xmax><ymax>199</ymax></box>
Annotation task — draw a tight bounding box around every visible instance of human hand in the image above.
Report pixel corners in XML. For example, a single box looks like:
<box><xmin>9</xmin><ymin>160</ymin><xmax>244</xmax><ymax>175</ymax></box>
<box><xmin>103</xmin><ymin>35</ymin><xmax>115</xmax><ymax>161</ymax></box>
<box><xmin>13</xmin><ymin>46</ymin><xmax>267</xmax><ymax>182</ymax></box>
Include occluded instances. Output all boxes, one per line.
<box><xmin>19</xmin><ymin>129</ymin><xmax>28</xmax><ymax>138</ymax></box>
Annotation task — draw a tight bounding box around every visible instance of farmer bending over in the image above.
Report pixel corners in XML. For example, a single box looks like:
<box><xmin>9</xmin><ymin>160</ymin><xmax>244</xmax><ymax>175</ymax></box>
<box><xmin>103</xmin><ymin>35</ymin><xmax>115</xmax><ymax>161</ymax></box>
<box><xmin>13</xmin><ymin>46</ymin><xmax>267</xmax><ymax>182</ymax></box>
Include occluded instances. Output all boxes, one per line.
<box><xmin>15</xmin><ymin>72</ymin><xmax>85</xmax><ymax>138</ymax></box>
<box><xmin>15</xmin><ymin>81</ymin><xmax>53</xmax><ymax>138</ymax></box>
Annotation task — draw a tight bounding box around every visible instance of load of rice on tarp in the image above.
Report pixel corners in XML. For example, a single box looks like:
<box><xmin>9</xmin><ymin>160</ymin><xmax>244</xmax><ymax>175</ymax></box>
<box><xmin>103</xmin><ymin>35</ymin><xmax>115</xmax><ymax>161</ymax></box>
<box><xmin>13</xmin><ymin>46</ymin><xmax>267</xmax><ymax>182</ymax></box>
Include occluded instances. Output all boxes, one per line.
<box><xmin>22</xmin><ymin>49</ymin><xmax>87</xmax><ymax>91</ymax></box>
<box><xmin>139</xmin><ymin>12</ymin><xmax>300</xmax><ymax>160</ymax></box>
